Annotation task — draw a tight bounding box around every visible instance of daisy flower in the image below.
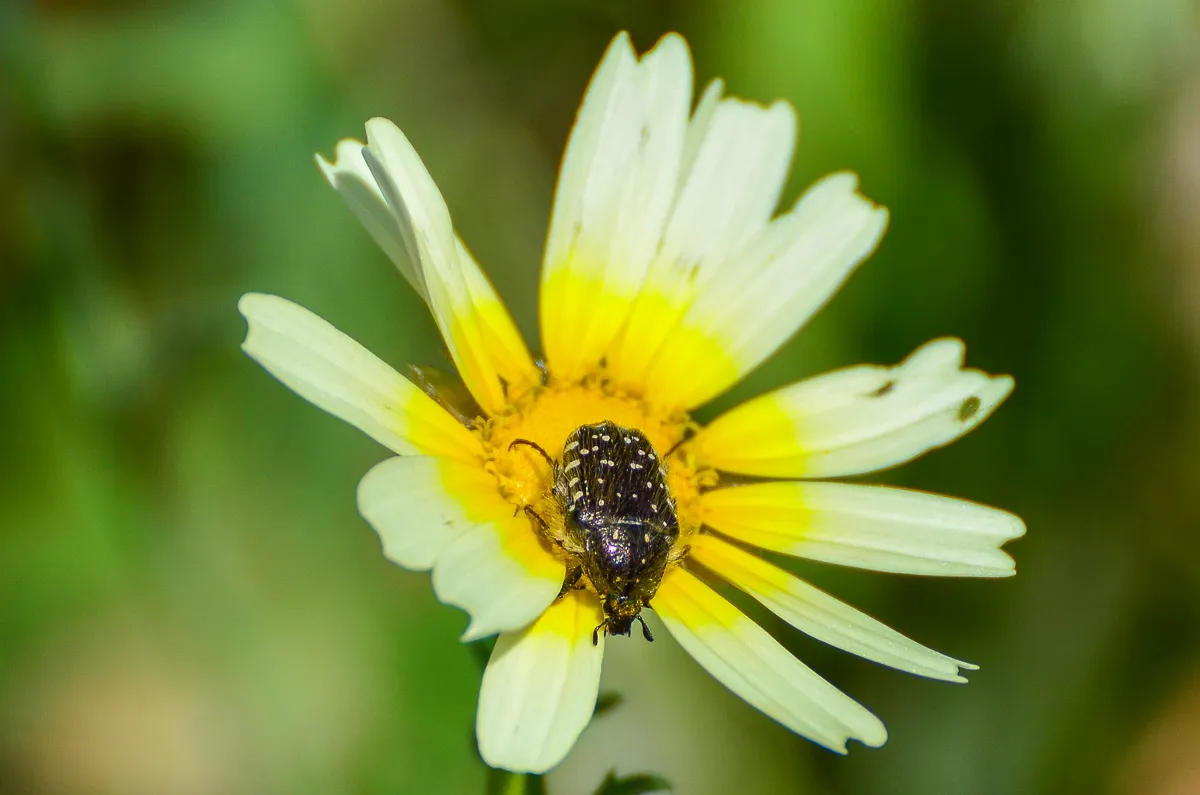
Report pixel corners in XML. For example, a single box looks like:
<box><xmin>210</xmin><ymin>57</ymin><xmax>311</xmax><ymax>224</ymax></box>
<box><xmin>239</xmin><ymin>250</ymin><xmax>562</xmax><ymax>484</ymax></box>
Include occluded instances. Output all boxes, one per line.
<box><xmin>239</xmin><ymin>31</ymin><xmax>1024</xmax><ymax>774</ymax></box>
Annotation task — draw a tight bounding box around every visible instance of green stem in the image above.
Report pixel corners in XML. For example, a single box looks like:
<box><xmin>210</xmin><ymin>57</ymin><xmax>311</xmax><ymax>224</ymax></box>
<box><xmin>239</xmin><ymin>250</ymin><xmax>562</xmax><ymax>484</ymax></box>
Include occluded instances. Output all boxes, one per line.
<box><xmin>487</xmin><ymin>769</ymin><xmax>544</xmax><ymax>795</ymax></box>
<box><xmin>501</xmin><ymin>773</ymin><xmax>527</xmax><ymax>795</ymax></box>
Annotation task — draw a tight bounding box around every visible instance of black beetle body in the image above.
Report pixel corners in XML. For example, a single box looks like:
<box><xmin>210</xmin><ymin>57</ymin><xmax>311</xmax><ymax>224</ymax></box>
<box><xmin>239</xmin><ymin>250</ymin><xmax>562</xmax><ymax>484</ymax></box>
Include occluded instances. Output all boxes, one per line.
<box><xmin>553</xmin><ymin>421</ymin><xmax>679</xmax><ymax>644</ymax></box>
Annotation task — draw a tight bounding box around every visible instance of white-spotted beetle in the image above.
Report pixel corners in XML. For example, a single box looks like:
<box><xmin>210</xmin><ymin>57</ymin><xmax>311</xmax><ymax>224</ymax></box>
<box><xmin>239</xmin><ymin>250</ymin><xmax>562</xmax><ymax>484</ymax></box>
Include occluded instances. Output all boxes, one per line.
<box><xmin>511</xmin><ymin>420</ymin><xmax>680</xmax><ymax>644</ymax></box>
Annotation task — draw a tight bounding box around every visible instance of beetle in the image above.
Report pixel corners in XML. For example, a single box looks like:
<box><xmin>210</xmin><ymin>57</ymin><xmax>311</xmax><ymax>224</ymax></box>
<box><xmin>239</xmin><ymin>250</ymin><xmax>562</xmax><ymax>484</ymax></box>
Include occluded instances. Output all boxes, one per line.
<box><xmin>510</xmin><ymin>420</ymin><xmax>680</xmax><ymax>645</ymax></box>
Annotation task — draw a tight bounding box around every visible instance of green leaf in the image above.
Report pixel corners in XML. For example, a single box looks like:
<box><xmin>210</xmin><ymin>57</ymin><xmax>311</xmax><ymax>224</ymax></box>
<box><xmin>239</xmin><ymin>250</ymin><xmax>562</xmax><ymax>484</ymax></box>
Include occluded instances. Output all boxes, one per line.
<box><xmin>591</xmin><ymin>769</ymin><xmax>672</xmax><ymax>795</ymax></box>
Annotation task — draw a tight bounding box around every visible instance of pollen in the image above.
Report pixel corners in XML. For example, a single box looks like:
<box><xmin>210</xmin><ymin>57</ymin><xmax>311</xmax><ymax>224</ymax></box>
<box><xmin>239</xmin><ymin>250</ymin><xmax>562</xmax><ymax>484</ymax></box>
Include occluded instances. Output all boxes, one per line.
<box><xmin>477</xmin><ymin>377</ymin><xmax>711</xmax><ymax>560</ymax></box>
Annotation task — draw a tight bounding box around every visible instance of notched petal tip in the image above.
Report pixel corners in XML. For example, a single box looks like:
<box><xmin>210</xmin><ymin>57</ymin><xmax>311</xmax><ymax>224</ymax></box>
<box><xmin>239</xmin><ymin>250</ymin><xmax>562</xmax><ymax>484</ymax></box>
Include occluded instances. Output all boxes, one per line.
<box><xmin>992</xmin><ymin>373</ymin><xmax>1017</xmax><ymax>403</ymax></box>
<box><xmin>857</xmin><ymin>720</ymin><xmax>889</xmax><ymax>750</ymax></box>
<box><xmin>976</xmin><ymin>536</ymin><xmax>1021</xmax><ymax>578</ymax></box>
<box><xmin>819</xmin><ymin>170</ymin><xmax>891</xmax><ymax>228</ymax></box>
<box><xmin>314</xmin><ymin>138</ymin><xmax>371</xmax><ymax>185</ymax></box>
<box><xmin>990</xmin><ymin>542</ymin><xmax>1022</xmax><ymax>578</ymax></box>
<box><xmin>910</xmin><ymin>339</ymin><xmax>1015</xmax><ymax>413</ymax></box>
<box><xmin>803</xmin><ymin>170</ymin><xmax>891</xmax><ymax>263</ymax></box>
<box><xmin>314</xmin><ymin>137</ymin><xmax>365</xmax><ymax>165</ymax></box>
<box><xmin>827</xmin><ymin>713</ymin><xmax>888</xmax><ymax>754</ymax></box>
<box><xmin>238</xmin><ymin>295</ymin><xmax>258</xmax><ymax>351</ymax></box>
<box><xmin>314</xmin><ymin>151</ymin><xmax>334</xmax><ymax>178</ymax></box>
<box><xmin>460</xmin><ymin>624</ymin><xmax>496</xmax><ymax>644</ymax></box>
<box><xmin>238</xmin><ymin>292</ymin><xmax>284</xmax><ymax>348</ymax></box>
<box><xmin>767</xmin><ymin>98</ymin><xmax>800</xmax><ymax>137</ymax></box>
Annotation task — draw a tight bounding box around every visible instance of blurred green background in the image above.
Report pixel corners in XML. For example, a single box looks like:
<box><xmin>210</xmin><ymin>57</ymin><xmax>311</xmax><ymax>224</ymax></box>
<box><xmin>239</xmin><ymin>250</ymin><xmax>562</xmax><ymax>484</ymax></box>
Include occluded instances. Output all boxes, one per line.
<box><xmin>4</xmin><ymin>0</ymin><xmax>1200</xmax><ymax>793</ymax></box>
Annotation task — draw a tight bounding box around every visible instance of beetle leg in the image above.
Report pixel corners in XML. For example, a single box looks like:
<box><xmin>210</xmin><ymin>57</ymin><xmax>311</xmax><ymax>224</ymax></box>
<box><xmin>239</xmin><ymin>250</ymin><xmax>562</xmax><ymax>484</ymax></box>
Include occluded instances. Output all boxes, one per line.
<box><xmin>667</xmin><ymin>542</ymin><xmax>692</xmax><ymax>565</ymax></box>
<box><xmin>635</xmin><ymin>614</ymin><xmax>654</xmax><ymax>643</ymax></box>
<box><xmin>522</xmin><ymin>505</ymin><xmax>550</xmax><ymax>533</ymax></box>
<box><xmin>557</xmin><ymin>565</ymin><xmax>583</xmax><ymax>598</ymax></box>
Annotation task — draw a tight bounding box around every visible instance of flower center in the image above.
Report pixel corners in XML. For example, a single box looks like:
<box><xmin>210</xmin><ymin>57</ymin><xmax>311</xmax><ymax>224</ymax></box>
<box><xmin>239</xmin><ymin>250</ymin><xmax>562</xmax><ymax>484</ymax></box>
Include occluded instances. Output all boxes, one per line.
<box><xmin>477</xmin><ymin>376</ymin><xmax>712</xmax><ymax>565</ymax></box>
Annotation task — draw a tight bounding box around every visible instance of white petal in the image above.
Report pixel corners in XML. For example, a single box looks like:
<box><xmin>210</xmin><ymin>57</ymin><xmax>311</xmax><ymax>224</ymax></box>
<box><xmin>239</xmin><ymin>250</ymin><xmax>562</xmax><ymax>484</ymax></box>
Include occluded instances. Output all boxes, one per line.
<box><xmin>358</xmin><ymin>455</ymin><xmax>563</xmax><ymax>637</ymax></box>
<box><xmin>360</xmin><ymin>118</ymin><xmax>460</xmax><ymax>302</ymax></box>
<box><xmin>607</xmin><ymin>94</ymin><xmax>798</xmax><ymax>387</ymax></box>
<box><xmin>357</xmin><ymin>456</ymin><xmax>477</xmax><ymax>571</ymax></box>
<box><xmin>642</xmin><ymin>172</ymin><xmax>889</xmax><ymax>409</ymax></box>
<box><xmin>361</xmin><ymin>118</ymin><xmax>506</xmax><ymax>413</ymax></box>
<box><xmin>239</xmin><ymin>293</ymin><xmax>478</xmax><ymax>461</ymax></box>
<box><xmin>695</xmin><ymin>337</ymin><xmax>1014</xmax><ymax>478</ymax></box>
<box><xmin>476</xmin><ymin>591</ymin><xmax>605</xmax><ymax>773</ymax></box>
<box><xmin>316</xmin><ymin>140</ymin><xmax>427</xmax><ymax>300</ymax></box>
<box><xmin>432</xmin><ymin>513</ymin><xmax>563</xmax><ymax>641</ymax></box>
<box><xmin>540</xmin><ymin>32</ymin><xmax>693</xmax><ymax>379</ymax></box>
<box><xmin>319</xmin><ymin>129</ymin><xmax>537</xmax><ymax>405</ymax></box>
<box><xmin>314</xmin><ymin>119</ymin><xmax>538</xmax><ymax>413</ymax></box>
<box><xmin>690</xmin><ymin>534</ymin><xmax>974</xmax><ymax>682</ymax></box>
<box><xmin>660</xmin><ymin>98</ymin><xmax>797</xmax><ymax>284</ymax></box>
<box><xmin>701</xmin><ymin>481</ymin><xmax>1025</xmax><ymax>577</ymax></box>
<box><xmin>654</xmin><ymin>569</ymin><xmax>886</xmax><ymax>752</ymax></box>
<box><xmin>677</xmin><ymin>78</ymin><xmax>725</xmax><ymax>188</ymax></box>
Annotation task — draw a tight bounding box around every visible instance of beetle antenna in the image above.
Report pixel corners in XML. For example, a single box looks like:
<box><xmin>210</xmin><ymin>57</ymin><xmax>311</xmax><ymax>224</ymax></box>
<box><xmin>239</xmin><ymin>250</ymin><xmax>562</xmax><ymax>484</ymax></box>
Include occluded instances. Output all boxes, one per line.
<box><xmin>508</xmin><ymin>438</ymin><xmax>555</xmax><ymax>467</ymax></box>
<box><xmin>635</xmin><ymin>614</ymin><xmax>654</xmax><ymax>642</ymax></box>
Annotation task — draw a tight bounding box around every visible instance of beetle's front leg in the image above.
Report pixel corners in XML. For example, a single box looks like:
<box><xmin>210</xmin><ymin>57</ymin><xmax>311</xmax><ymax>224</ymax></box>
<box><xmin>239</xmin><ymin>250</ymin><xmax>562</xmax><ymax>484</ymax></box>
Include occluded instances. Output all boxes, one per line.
<box><xmin>557</xmin><ymin>565</ymin><xmax>583</xmax><ymax>599</ymax></box>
